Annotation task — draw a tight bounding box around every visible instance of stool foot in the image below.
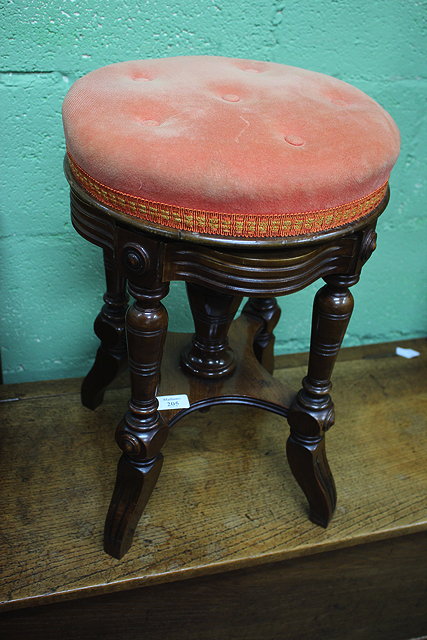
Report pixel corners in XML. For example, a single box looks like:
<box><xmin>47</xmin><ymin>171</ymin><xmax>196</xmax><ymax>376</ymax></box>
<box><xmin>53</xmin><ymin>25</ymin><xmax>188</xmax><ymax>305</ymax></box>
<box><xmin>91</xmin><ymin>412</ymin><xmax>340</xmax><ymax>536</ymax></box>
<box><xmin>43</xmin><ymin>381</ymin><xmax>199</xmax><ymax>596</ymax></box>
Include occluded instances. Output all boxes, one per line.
<box><xmin>104</xmin><ymin>453</ymin><xmax>163</xmax><ymax>559</ymax></box>
<box><xmin>81</xmin><ymin>347</ymin><xmax>127</xmax><ymax>410</ymax></box>
<box><xmin>286</xmin><ymin>414</ymin><xmax>336</xmax><ymax>527</ymax></box>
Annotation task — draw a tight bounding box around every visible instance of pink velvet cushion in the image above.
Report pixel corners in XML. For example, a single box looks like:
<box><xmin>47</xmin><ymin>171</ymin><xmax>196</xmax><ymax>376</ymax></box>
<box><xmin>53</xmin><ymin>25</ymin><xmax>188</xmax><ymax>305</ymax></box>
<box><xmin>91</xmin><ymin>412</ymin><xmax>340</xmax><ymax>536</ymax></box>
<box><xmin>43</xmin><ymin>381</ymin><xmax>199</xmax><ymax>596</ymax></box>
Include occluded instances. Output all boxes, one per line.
<box><xmin>63</xmin><ymin>56</ymin><xmax>399</xmax><ymax>237</ymax></box>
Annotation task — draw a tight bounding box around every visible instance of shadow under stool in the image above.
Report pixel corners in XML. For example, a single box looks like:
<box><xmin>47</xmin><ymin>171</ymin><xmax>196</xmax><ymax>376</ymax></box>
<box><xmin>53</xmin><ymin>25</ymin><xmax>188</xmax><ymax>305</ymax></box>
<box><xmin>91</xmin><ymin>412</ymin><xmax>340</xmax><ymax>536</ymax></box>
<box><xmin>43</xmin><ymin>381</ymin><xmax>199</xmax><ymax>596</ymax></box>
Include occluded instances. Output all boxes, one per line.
<box><xmin>62</xmin><ymin>56</ymin><xmax>399</xmax><ymax>558</ymax></box>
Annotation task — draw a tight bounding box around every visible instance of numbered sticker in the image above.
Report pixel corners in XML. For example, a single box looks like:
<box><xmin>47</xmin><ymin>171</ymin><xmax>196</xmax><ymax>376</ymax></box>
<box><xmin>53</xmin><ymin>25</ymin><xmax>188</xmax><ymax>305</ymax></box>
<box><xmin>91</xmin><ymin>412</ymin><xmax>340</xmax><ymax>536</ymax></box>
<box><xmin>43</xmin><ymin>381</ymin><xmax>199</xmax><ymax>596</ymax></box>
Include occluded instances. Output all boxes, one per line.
<box><xmin>157</xmin><ymin>394</ymin><xmax>190</xmax><ymax>410</ymax></box>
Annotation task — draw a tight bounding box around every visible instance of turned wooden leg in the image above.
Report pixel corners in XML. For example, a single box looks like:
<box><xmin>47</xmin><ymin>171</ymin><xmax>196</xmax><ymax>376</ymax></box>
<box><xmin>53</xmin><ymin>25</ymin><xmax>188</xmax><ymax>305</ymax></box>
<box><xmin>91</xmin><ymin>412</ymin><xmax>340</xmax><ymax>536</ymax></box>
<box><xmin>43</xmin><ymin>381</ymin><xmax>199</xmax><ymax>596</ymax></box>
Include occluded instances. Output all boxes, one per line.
<box><xmin>104</xmin><ymin>282</ymin><xmax>169</xmax><ymax>559</ymax></box>
<box><xmin>81</xmin><ymin>249</ymin><xmax>128</xmax><ymax>410</ymax></box>
<box><xmin>286</xmin><ymin>274</ymin><xmax>357</xmax><ymax>527</ymax></box>
<box><xmin>242</xmin><ymin>297</ymin><xmax>281</xmax><ymax>374</ymax></box>
<box><xmin>181</xmin><ymin>283</ymin><xmax>243</xmax><ymax>378</ymax></box>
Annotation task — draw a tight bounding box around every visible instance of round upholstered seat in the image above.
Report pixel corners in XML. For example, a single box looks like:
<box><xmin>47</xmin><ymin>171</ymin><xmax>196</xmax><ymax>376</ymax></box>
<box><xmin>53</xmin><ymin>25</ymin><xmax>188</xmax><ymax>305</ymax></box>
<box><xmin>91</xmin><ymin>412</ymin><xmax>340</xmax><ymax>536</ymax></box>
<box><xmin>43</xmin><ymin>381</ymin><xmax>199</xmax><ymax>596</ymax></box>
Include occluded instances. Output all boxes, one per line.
<box><xmin>63</xmin><ymin>55</ymin><xmax>399</xmax><ymax>238</ymax></box>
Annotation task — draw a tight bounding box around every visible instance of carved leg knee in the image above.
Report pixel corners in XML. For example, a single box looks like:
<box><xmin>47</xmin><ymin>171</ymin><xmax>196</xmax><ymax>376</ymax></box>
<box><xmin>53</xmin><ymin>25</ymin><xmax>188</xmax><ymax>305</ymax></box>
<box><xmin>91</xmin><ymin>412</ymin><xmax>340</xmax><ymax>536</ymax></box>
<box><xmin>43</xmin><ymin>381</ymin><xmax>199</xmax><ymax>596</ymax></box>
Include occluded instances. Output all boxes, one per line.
<box><xmin>104</xmin><ymin>415</ymin><xmax>167</xmax><ymax>558</ymax></box>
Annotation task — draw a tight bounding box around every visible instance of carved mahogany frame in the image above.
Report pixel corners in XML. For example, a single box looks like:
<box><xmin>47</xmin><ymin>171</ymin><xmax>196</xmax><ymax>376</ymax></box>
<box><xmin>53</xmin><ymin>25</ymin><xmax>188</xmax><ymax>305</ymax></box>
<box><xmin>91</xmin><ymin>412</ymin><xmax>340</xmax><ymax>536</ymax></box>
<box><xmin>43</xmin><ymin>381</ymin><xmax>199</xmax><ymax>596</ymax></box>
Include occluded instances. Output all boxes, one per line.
<box><xmin>66</xmin><ymin>158</ymin><xmax>387</xmax><ymax>559</ymax></box>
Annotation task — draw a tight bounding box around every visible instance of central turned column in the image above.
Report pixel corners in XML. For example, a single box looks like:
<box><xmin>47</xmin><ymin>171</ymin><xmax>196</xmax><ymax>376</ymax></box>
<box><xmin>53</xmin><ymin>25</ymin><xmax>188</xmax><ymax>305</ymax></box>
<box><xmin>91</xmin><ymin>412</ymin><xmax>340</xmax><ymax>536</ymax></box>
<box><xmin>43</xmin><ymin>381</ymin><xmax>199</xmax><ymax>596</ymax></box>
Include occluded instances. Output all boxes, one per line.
<box><xmin>181</xmin><ymin>283</ymin><xmax>243</xmax><ymax>378</ymax></box>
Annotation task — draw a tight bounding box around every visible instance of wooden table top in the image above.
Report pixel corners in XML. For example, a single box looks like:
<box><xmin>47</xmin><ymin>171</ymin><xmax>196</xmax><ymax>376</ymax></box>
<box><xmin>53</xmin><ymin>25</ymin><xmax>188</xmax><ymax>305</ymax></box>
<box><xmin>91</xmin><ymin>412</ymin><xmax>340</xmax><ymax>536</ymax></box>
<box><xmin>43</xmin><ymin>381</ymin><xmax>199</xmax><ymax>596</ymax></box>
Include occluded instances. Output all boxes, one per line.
<box><xmin>0</xmin><ymin>338</ymin><xmax>426</xmax><ymax>610</ymax></box>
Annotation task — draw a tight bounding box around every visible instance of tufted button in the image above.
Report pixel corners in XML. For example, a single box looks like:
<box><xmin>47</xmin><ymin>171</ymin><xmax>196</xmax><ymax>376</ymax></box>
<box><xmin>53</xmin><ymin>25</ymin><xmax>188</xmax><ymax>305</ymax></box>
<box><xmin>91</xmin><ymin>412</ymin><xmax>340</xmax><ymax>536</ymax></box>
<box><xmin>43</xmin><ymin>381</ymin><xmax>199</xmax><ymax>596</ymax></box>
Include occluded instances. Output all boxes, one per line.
<box><xmin>222</xmin><ymin>94</ymin><xmax>240</xmax><ymax>102</ymax></box>
<box><xmin>284</xmin><ymin>134</ymin><xmax>305</xmax><ymax>147</ymax></box>
<box><xmin>139</xmin><ymin>119</ymin><xmax>160</xmax><ymax>126</ymax></box>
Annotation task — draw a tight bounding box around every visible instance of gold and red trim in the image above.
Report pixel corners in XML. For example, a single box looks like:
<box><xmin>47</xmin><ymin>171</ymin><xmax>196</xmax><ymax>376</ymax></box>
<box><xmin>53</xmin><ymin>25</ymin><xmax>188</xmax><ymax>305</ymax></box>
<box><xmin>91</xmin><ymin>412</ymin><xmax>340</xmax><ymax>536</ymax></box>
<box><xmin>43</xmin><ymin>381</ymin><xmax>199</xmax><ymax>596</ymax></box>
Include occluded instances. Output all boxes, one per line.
<box><xmin>68</xmin><ymin>153</ymin><xmax>388</xmax><ymax>238</ymax></box>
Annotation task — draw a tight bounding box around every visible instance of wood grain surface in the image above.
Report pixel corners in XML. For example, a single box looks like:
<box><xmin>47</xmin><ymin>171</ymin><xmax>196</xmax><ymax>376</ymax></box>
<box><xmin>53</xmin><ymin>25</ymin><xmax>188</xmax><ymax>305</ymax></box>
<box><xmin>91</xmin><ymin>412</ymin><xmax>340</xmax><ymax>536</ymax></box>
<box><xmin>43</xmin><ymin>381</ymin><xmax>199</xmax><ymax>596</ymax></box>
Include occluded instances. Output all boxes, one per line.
<box><xmin>0</xmin><ymin>338</ymin><xmax>426</xmax><ymax>612</ymax></box>
<box><xmin>1</xmin><ymin>532</ymin><xmax>426</xmax><ymax>640</ymax></box>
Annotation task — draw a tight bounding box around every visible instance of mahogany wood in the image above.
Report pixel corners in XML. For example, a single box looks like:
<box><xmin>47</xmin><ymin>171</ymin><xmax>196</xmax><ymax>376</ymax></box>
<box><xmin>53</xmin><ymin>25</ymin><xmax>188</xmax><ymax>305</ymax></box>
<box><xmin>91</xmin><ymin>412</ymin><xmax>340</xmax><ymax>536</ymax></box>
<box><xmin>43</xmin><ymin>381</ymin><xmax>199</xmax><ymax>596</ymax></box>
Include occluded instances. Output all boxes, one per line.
<box><xmin>181</xmin><ymin>283</ymin><xmax>243</xmax><ymax>378</ymax></box>
<box><xmin>105</xmin><ymin>252</ymin><xmax>170</xmax><ymax>557</ymax></box>
<box><xmin>287</xmin><ymin>274</ymin><xmax>357</xmax><ymax>527</ymax></box>
<box><xmin>65</xmin><ymin>156</ymin><xmax>386</xmax><ymax>558</ymax></box>
<box><xmin>242</xmin><ymin>297</ymin><xmax>281</xmax><ymax>374</ymax></box>
<box><xmin>81</xmin><ymin>249</ymin><xmax>128</xmax><ymax>410</ymax></box>
<box><xmin>158</xmin><ymin>316</ymin><xmax>294</xmax><ymax>425</ymax></box>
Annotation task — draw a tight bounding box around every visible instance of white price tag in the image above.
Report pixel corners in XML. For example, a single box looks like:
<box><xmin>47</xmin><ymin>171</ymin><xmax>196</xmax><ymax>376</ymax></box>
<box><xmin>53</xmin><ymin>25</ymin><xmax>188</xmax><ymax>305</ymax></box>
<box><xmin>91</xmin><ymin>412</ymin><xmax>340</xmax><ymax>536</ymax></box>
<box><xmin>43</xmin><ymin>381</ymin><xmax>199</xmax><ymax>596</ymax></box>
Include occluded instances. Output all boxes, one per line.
<box><xmin>395</xmin><ymin>347</ymin><xmax>420</xmax><ymax>359</ymax></box>
<box><xmin>157</xmin><ymin>394</ymin><xmax>190</xmax><ymax>410</ymax></box>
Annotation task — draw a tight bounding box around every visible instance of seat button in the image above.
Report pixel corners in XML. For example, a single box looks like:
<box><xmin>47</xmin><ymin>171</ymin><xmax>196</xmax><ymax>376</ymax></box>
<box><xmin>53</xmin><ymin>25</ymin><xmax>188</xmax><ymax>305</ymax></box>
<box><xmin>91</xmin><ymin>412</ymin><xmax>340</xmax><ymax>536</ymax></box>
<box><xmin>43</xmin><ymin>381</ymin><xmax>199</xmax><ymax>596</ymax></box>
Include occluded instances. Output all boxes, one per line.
<box><xmin>142</xmin><ymin>119</ymin><xmax>160</xmax><ymax>126</ymax></box>
<box><xmin>222</xmin><ymin>94</ymin><xmax>240</xmax><ymax>102</ymax></box>
<box><xmin>284</xmin><ymin>134</ymin><xmax>304</xmax><ymax>146</ymax></box>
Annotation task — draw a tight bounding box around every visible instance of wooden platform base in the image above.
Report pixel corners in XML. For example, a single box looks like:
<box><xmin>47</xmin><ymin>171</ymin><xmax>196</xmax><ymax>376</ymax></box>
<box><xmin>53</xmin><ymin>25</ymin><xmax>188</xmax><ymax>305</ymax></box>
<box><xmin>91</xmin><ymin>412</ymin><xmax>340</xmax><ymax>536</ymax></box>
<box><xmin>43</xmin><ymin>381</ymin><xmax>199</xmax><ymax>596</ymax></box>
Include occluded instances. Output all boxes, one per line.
<box><xmin>157</xmin><ymin>315</ymin><xmax>293</xmax><ymax>426</ymax></box>
<box><xmin>1</xmin><ymin>339</ymin><xmax>426</xmax><ymax>639</ymax></box>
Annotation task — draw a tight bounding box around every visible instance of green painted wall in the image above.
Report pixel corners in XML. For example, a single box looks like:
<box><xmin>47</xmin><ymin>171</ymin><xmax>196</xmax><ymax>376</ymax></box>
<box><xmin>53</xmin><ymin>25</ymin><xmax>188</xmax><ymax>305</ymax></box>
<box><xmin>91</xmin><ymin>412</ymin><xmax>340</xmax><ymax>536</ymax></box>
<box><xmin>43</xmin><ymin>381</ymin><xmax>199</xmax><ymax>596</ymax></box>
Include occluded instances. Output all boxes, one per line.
<box><xmin>1</xmin><ymin>0</ymin><xmax>426</xmax><ymax>383</ymax></box>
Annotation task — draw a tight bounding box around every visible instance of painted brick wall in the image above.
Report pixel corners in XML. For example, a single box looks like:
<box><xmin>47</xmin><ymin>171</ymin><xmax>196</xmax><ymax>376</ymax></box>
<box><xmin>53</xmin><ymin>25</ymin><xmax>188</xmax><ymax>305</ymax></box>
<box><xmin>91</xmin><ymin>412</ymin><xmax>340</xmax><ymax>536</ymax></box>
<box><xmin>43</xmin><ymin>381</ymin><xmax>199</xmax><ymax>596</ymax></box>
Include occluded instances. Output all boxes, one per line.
<box><xmin>1</xmin><ymin>0</ymin><xmax>426</xmax><ymax>383</ymax></box>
